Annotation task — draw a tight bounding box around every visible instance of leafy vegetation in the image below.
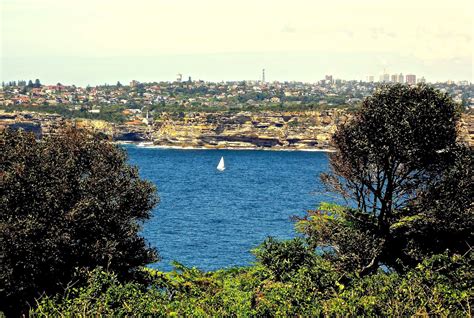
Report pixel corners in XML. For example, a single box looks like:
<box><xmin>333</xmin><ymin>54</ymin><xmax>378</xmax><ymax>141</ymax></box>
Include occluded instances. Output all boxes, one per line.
<box><xmin>0</xmin><ymin>104</ymin><xmax>127</xmax><ymax>123</ymax></box>
<box><xmin>317</xmin><ymin>84</ymin><xmax>472</xmax><ymax>274</ymax></box>
<box><xmin>1</xmin><ymin>84</ymin><xmax>472</xmax><ymax>316</ymax></box>
<box><xmin>32</xmin><ymin>249</ymin><xmax>473</xmax><ymax>317</ymax></box>
<box><xmin>147</xmin><ymin>101</ymin><xmax>356</xmax><ymax>114</ymax></box>
<box><xmin>0</xmin><ymin>128</ymin><xmax>158</xmax><ymax>316</ymax></box>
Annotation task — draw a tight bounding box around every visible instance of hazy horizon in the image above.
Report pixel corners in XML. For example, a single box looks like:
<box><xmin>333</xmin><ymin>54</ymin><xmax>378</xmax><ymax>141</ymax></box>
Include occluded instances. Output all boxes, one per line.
<box><xmin>1</xmin><ymin>0</ymin><xmax>472</xmax><ymax>86</ymax></box>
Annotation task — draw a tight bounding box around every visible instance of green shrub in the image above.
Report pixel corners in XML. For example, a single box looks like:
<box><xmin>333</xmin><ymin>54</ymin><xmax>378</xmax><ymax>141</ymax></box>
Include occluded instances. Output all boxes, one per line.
<box><xmin>0</xmin><ymin>128</ymin><xmax>158</xmax><ymax>316</ymax></box>
<box><xmin>252</xmin><ymin>250</ymin><xmax>472</xmax><ymax>317</ymax></box>
<box><xmin>32</xmin><ymin>251</ymin><xmax>472</xmax><ymax>317</ymax></box>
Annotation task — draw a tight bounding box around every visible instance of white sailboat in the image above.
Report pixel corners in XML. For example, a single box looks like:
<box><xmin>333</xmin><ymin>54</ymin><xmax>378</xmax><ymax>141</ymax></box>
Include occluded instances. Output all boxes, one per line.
<box><xmin>217</xmin><ymin>156</ymin><xmax>225</xmax><ymax>171</ymax></box>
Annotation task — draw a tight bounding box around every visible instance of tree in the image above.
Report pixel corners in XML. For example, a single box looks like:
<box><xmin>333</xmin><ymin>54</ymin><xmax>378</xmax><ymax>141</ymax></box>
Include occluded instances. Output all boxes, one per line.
<box><xmin>300</xmin><ymin>84</ymin><xmax>472</xmax><ymax>274</ymax></box>
<box><xmin>34</xmin><ymin>78</ymin><xmax>41</xmax><ymax>88</ymax></box>
<box><xmin>27</xmin><ymin>80</ymin><xmax>34</xmax><ymax>88</ymax></box>
<box><xmin>389</xmin><ymin>146</ymin><xmax>473</xmax><ymax>267</ymax></box>
<box><xmin>0</xmin><ymin>127</ymin><xmax>159</xmax><ymax>315</ymax></box>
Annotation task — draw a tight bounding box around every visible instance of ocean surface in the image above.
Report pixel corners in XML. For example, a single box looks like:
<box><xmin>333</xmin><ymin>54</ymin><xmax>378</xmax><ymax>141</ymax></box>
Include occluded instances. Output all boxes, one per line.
<box><xmin>123</xmin><ymin>145</ymin><xmax>333</xmax><ymax>271</ymax></box>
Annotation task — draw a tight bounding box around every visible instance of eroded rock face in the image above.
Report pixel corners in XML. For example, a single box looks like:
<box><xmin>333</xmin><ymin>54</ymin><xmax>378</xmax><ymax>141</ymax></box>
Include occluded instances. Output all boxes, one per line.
<box><xmin>151</xmin><ymin>110</ymin><xmax>346</xmax><ymax>150</ymax></box>
<box><xmin>150</xmin><ymin>111</ymin><xmax>474</xmax><ymax>150</ymax></box>
<box><xmin>3</xmin><ymin>110</ymin><xmax>471</xmax><ymax>149</ymax></box>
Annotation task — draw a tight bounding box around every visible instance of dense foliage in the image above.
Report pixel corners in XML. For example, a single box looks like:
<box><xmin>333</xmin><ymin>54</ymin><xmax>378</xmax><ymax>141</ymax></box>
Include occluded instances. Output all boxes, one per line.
<box><xmin>0</xmin><ymin>128</ymin><xmax>158</xmax><ymax>316</ymax></box>
<box><xmin>0</xmin><ymin>104</ymin><xmax>128</xmax><ymax>123</ymax></box>
<box><xmin>32</xmin><ymin>249</ymin><xmax>473</xmax><ymax>317</ymax></box>
<box><xmin>314</xmin><ymin>84</ymin><xmax>472</xmax><ymax>274</ymax></box>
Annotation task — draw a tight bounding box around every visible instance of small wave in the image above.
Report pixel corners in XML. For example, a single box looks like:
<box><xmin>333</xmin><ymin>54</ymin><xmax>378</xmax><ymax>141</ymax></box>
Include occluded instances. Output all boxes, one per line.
<box><xmin>128</xmin><ymin>143</ymin><xmax>334</xmax><ymax>152</ymax></box>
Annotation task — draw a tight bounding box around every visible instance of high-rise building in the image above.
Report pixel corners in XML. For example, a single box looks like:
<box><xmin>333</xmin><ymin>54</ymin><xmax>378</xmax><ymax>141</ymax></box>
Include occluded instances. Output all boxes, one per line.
<box><xmin>262</xmin><ymin>69</ymin><xmax>266</xmax><ymax>83</ymax></box>
<box><xmin>380</xmin><ymin>71</ymin><xmax>390</xmax><ymax>83</ymax></box>
<box><xmin>398</xmin><ymin>73</ymin><xmax>404</xmax><ymax>83</ymax></box>
<box><xmin>325</xmin><ymin>75</ymin><xmax>333</xmax><ymax>83</ymax></box>
<box><xmin>417</xmin><ymin>76</ymin><xmax>426</xmax><ymax>84</ymax></box>
<box><xmin>367</xmin><ymin>76</ymin><xmax>375</xmax><ymax>82</ymax></box>
<box><xmin>391</xmin><ymin>74</ymin><xmax>398</xmax><ymax>83</ymax></box>
<box><xmin>406</xmin><ymin>74</ymin><xmax>416</xmax><ymax>85</ymax></box>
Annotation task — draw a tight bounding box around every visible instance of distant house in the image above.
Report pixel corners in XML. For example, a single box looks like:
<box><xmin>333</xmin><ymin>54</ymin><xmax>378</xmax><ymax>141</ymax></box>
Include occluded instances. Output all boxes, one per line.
<box><xmin>125</xmin><ymin>119</ymin><xmax>144</xmax><ymax>126</ymax></box>
<box><xmin>122</xmin><ymin>109</ymin><xmax>141</xmax><ymax>115</ymax></box>
<box><xmin>346</xmin><ymin>98</ymin><xmax>362</xmax><ymax>104</ymax></box>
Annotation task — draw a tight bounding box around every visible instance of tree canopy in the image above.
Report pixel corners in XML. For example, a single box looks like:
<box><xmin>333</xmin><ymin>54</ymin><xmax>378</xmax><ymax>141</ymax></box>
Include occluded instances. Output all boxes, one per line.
<box><xmin>300</xmin><ymin>84</ymin><xmax>472</xmax><ymax>274</ymax></box>
<box><xmin>0</xmin><ymin>127</ymin><xmax>159</xmax><ymax>316</ymax></box>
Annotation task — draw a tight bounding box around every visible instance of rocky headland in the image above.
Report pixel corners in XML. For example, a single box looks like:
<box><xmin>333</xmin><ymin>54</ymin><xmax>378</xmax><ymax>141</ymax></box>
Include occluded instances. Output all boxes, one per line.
<box><xmin>150</xmin><ymin>110</ymin><xmax>348</xmax><ymax>150</ymax></box>
<box><xmin>1</xmin><ymin>110</ymin><xmax>473</xmax><ymax>150</ymax></box>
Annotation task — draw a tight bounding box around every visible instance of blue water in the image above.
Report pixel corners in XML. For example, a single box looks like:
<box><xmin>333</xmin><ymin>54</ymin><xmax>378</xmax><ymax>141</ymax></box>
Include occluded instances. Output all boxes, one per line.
<box><xmin>123</xmin><ymin>145</ymin><xmax>332</xmax><ymax>271</ymax></box>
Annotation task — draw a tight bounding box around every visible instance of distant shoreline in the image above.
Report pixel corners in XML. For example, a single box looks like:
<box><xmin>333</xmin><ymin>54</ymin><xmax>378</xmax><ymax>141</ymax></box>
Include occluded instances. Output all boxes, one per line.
<box><xmin>114</xmin><ymin>141</ymin><xmax>335</xmax><ymax>152</ymax></box>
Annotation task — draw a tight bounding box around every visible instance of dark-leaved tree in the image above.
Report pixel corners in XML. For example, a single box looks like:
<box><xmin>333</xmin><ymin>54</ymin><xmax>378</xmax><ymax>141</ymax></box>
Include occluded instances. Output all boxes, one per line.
<box><xmin>299</xmin><ymin>84</ymin><xmax>472</xmax><ymax>275</ymax></box>
<box><xmin>390</xmin><ymin>146</ymin><xmax>473</xmax><ymax>268</ymax></box>
<box><xmin>0</xmin><ymin>127</ymin><xmax>159</xmax><ymax>316</ymax></box>
<box><xmin>33</xmin><ymin>79</ymin><xmax>41</xmax><ymax>88</ymax></box>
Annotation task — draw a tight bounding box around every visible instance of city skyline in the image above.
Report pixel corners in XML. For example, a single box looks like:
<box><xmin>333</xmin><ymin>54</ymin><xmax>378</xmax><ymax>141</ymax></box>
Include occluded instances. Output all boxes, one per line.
<box><xmin>2</xmin><ymin>70</ymin><xmax>466</xmax><ymax>87</ymax></box>
<box><xmin>1</xmin><ymin>73</ymin><xmax>428</xmax><ymax>87</ymax></box>
<box><xmin>1</xmin><ymin>0</ymin><xmax>472</xmax><ymax>85</ymax></box>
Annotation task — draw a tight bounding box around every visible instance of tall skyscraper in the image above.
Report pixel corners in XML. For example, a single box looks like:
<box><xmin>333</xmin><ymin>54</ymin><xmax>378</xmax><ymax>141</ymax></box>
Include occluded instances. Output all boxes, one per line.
<box><xmin>391</xmin><ymin>74</ymin><xmax>398</xmax><ymax>83</ymax></box>
<box><xmin>380</xmin><ymin>70</ymin><xmax>390</xmax><ymax>83</ymax></box>
<box><xmin>398</xmin><ymin>73</ymin><xmax>404</xmax><ymax>83</ymax></box>
<box><xmin>406</xmin><ymin>74</ymin><xmax>416</xmax><ymax>85</ymax></box>
<box><xmin>262</xmin><ymin>69</ymin><xmax>265</xmax><ymax>83</ymax></box>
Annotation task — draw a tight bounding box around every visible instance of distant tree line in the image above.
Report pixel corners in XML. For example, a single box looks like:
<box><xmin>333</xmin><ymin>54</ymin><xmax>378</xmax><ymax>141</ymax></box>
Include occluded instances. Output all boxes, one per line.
<box><xmin>2</xmin><ymin>79</ymin><xmax>42</xmax><ymax>88</ymax></box>
<box><xmin>0</xmin><ymin>104</ymin><xmax>127</xmax><ymax>124</ymax></box>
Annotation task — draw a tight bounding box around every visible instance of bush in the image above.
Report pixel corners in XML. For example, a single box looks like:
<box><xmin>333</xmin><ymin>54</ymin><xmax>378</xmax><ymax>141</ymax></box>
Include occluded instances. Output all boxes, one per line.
<box><xmin>326</xmin><ymin>251</ymin><xmax>473</xmax><ymax>316</ymax></box>
<box><xmin>318</xmin><ymin>84</ymin><xmax>471</xmax><ymax>273</ymax></box>
<box><xmin>253</xmin><ymin>237</ymin><xmax>315</xmax><ymax>281</ymax></box>
<box><xmin>31</xmin><ymin>251</ymin><xmax>473</xmax><ymax>317</ymax></box>
<box><xmin>0</xmin><ymin>127</ymin><xmax>159</xmax><ymax>315</ymax></box>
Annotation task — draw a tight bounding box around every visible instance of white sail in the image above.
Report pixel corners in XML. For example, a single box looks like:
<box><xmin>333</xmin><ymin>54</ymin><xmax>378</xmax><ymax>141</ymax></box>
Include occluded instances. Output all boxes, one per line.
<box><xmin>217</xmin><ymin>156</ymin><xmax>225</xmax><ymax>171</ymax></box>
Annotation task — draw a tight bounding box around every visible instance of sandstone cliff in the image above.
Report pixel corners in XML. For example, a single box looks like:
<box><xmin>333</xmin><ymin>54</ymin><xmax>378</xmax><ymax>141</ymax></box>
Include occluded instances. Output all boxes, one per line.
<box><xmin>150</xmin><ymin>111</ymin><xmax>474</xmax><ymax>150</ymax></box>
<box><xmin>151</xmin><ymin>110</ymin><xmax>348</xmax><ymax>150</ymax></box>
<box><xmin>2</xmin><ymin>110</ymin><xmax>472</xmax><ymax>150</ymax></box>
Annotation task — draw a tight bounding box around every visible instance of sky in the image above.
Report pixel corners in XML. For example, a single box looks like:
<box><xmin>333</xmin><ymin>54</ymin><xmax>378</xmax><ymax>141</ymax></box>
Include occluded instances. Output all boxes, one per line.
<box><xmin>1</xmin><ymin>0</ymin><xmax>473</xmax><ymax>86</ymax></box>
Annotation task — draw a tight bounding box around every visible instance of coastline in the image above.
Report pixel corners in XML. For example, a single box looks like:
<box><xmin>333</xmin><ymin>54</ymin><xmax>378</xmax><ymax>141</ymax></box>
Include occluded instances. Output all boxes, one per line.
<box><xmin>114</xmin><ymin>140</ymin><xmax>335</xmax><ymax>152</ymax></box>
